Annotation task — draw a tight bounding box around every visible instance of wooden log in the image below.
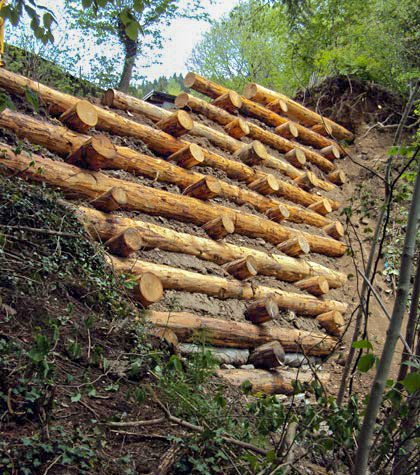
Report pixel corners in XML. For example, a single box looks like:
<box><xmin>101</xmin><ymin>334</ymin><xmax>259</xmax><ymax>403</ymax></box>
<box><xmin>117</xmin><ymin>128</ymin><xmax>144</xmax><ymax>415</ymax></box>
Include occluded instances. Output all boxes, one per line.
<box><xmin>248</xmin><ymin>174</ymin><xmax>279</xmax><ymax>195</ymax></box>
<box><xmin>110</xmin><ymin>257</ymin><xmax>348</xmax><ymax>316</ymax></box>
<box><xmin>327</xmin><ymin>169</ymin><xmax>347</xmax><ymax>185</ymax></box>
<box><xmin>294</xmin><ymin>276</ymin><xmax>329</xmax><ymax>296</ymax></box>
<box><xmin>77</xmin><ymin>206</ymin><xmax>347</xmax><ymax>288</ymax></box>
<box><xmin>104</xmin><ymin>228</ymin><xmax>143</xmax><ymax>257</ymax></box>
<box><xmin>133</xmin><ymin>272</ymin><xmax>163</xmax><ymax>307</ymax></box>
<box><xmin>224</xmin><ymin>118</ymin><xmax>250</xmax><ymax>139</ymax></box>
<box><xmin>145</xmin><ymin>311</ymin><xmax>337</xmax><ymax>355</ymax></box>
<box><xmin>266</xmin><ymin>99</ymin><xmax>288</xmax><ymax>114</ymax></box>
<box><xmin>183</xmin><ymin>176</ymin><xmax>222</xmax><ymax>200</ymax></box>
<box><xmin>323</xmin><ymin>221</ymin><xmax>344</xmax><ymax>240</ymax></box>
<box><xmin>179</xmin><ymin>344</ymin><xmax>249</xmax><ymax>365</ymax></box>
<box><xmin>148</xmin><ymin>327</ymin><xmax>179</xmax><ymax>353</ymax></box>
<box><xmin>59</xmin><ymin>100</ymin><xmax>98</xmax><ymax>133</ymax></box>
<box><xmin>285</xmin><ymin>148</ymin><xmax>306</xmax><ymax>168</ymax></box>
<box><xmin>211</xmin><ymin>91</ymin><xmax>243</xmax><ymax>112</ymax></box>
<box><xmin>245</xmin><ymin>298</ymin><xmax>279</xmax><ymax>324</ymax></box>
<box><xmin>316</xmin><ymin>311</ymin><xmax>345</xmax><ymax>336</ymax></box>
<box><xmin>224</xmin><ymin>256</ymin><xmax>258</xmax><ymax>280</ymax></box>
<box><xmin>90</xmin><ymin>187</ymin><xmax>127</xmax><ymax>211</ymax></box>
<box><xmin>277</xmin><ymin>236</ymin><xmax>310</xmax><ymax>257</ymax></box>
<box><xmin>176</xmin><ymin>92</ymin><xmax>234</xmax><ymax>125</ymax></box>
<box><xmin>249</xmin><ymin>341</ymin><xmax>286</xmax><ymax>369</ymax></box>
<box><xmin>311</xmin><ymin>122</ymin><xmax>333</xmax><ymax>136</ymax></box>
<box><xmin>156</xmin><ymin>110</ymin><xmax>193</xmax><ymax>137</ymax></box>
<box><xmin>202</xmin><ymin>215</ymin><xmax>235</xmax><ymax>240</ymax></box>
<box><xmin>244</xmin><ymin>82</ymin><xmax>354</xmax><ymax>142</ymax></box>
<box><xmin>321</xmin><ymin>145</ymin><xmax>340</xmax><ymax>160</ymax></box>
<box><xmin>67</xmin><ymin>135</ymin><xmax>117</xmax><ymax>170</ymax></box>
<box><xmin>275</xmin><ymin>122</ymin><xmax>299</xmax><ymax>139</ymax></box>
<box><xmin>308</xmin><ymin>199</ymin><xmax>332</xmax><ymax>216</ymax></box>
<box><xmin>233</xmin><ymin>141</ymin><xmax>267</xmax><ymax>166</ymax></box>
<box><xmin>215</xmin><ymin>368</ymin><xmax>330</xmax><ymax>395</ymax></box>
<box><xmin>266</xmin><ymin>205</ymin><xmax>290</xmax><ymax>223</ymax></box>
<box><xmin>293</xmin><ymin>171</ymin><xmax>318</xmax><ymax>190</ymax></box>
<box><xmin>168</xmin><ymin>143</ymin><xmax>204</xmax><ymax>169</ymax></box>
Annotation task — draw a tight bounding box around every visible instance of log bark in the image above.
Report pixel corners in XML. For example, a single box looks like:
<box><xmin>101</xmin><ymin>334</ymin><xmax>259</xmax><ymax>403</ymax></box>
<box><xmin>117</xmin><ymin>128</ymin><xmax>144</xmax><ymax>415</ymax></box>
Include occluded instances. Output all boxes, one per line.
<box><xmin>183</xmin><ymin>176</ymin><xmax>222</xmax><ymax>200</ymax></box>
<box><xmin>323</xmin><ymin>221</ymin><xmax>345</xmax><ymax>240</ymax></box>
<box><xmin>245</xmin><ymin>298</ymin><xmax>279</xmax><ymax>324</ymax></box>
<box><xmin>215</xmin><ymin>368</ymin><xmax>330</xmax><ymax>395</ymax></box>
<box><xmin>156</xmin><ymin>110</ymin><xmax>194</xmax><ymax>137</ymax></box>
<box><xmin>321</xmin><ymin>145</ymin><xmax>340</xmax><ymax>160</ymax></box>
<box><xmin>67</xmin><ymin>135</ymin><xmax>117</xmax><ymax>171</ymax></box>
<box><xmin>277</xmin><ymin>235</ymin><xmax>310</xmax><ymax>257</ymax></box>
<box><xmin>248</xmin><ymin>175</ymin><xmax>279</xmax><ymax>195</ymax></box>
<box><xmin>176</xmin><ymin>92</ymin><xmax>234</xmax><ymax>125</ymax></box>
<box><xmin>76</xmin><ymin>206</ymin><xmax>347</xmax><ymax>288</ymax></box>
<box><xmin>275</xmin><ymin>122</ymin><xmax>299</xmax><ymax>139</ymax></box>
<box><xmin>233</xmin><ymin>141</ymin><xmax>267</xmax><ymax>166</ymax></box>
<box><xmin>224</xmin><ymin>118</ymin><xmax>250</xmax><ymax>139</ymax></box>
<box><xmin>327</xmin><ymin>169</ymin><xmax>347</xmax><ymax>185</ymax></box>
<box><xmin>308</xmin><ymin>199</ymin><xmax>332</xmax><ymax>216</ymax></box>
<box><xmin>110</xmin><ymin>256</ymin><xmax>348</xmax><ymax>316</ymax></box>
<box><xmin>311</xmin><ymin>122</ymin><xmax>333</xmax><ymax>136</ymax></box>
<box><xmin>224</xmin><ymin>256</ymin><xmax>258</xmax><ymax>280</ymax></box>
<box><xmin>266</xmin><ymin>205</ymin><xmax>290</xmax><ymax>223</ymax></box>
<box><xmin>104</xmin><ymin>227</ymin><xmax>142</xmax><ymax>257</ymax></box>
<box><xmin>316</xmin><ymin>311</ymin><xmax>345</xmax><ymax>336</ymax></box>
<box><xmin>294</xmin><ymin>276</ymin><xmax>330</xmax><ymax>296</ymax></box>
<box><xmin>285</xmin><ymin>148</ymin><xmax>306</xmax><ymax>168</ymax></box>
<box><xmin>248</xmin><ymin>341</ymin><xmax>285</xmax><ymax>369</ymax></box>
<box><xmin>90</xmin><ymin>187</ymin><xmax>127</xmax><ymax>211</ymax></box>
<box><xmin>133</xmin><ymin>272</ymin><xmax>163</xmax><ymax>307</ymax></box>
<box><xmin>202</xmin><ymin>215</ymin><xmax>235</xmax><ymax>240</ymax></box>
<box><xmin>144</xmin><ymin>311</ymin><xmax>337</xmax><ymax>355</ymax></box>
<box><xmin>211</xmin><ymin>91</ymin><xmax>242</xmax><ymax>112</ymax></box>
<box><xmin>179</xmin><ymin>344</ymin><xmax>249</xmax><ymax>365</ymax></box>
<box><xmin>244</xmin><ymin>83</ymin><xmax>354</xmax><ymax>142</ymax></box>
<box><xmin>59</xmin><ymin>100</ymin><xmax>98</xmax><ymax>133</ymax></box>
<box><xmin>168</xmin><ymin>144</ymin><xmax>204</xmax><ymax>168</ymax></box>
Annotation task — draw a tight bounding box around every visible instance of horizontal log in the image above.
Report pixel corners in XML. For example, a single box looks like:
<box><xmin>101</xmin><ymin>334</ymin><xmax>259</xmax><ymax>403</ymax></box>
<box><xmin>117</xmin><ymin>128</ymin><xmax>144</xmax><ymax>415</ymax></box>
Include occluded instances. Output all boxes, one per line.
<box><xmin>245</xmin><ymin>298</ymin><xmax>279</xmax><ymax>324</ymax></box>
<box><xmin>267</xmin><ymin>99</ymin><xmax>288</xmax><ymax>114</ymax></box>
<box><xmin>244</xmin><ymin>82</ymin><xmax>354</xmax><ymax>142</ymax></box>
<box><xmin>179</xmin><ymin>343</ymin><xmax>249</xmax><ymax>365</ymax></box>
<box><xmin>144</xmin><ymin>311</ymin><xmax>337</xmax><ymax>355</ymax></box>
<box><xmin>168</xmin><ymin>144</ymin><xmax>204</xmax><ymax>169</ymax></box>
<box><xmin>76</xmin><ymin>206</ymin><xmax>347</xmax><ymax>288</ymax></box>
<box><xmin>294</xmin><ymin>171</ymin><xmax>318</xmax><ymax>191</ymax></box>
<box><xmin>183</xmin><ymin>176</ymin><xmax>222</xmax><ymax>200</ymax></box>
<box><xmin>202</xmin><ymin>215</ymin><xmax>235</xmax><ymax>240</ymax></box>
<box><xmin>277</xmin><ymin>235</ymin><xmax>310</xmax><ymax>257</ymax></box>
<box><xmin>248</xmin><ymin>174</ymin><xmax>279</xmax><ymax>195</ymax></box>
<box><xmin>134</xmin><ymin>272</ymin><xmax>163</xmax><ymax>307</ymax></box>
<box><xmin>323</xmin><ymin>221</ymin><xmax>345</xmax><ymax>240</ymax></box>
<box><xmin>275</xmin><ymin>121</ymin><xmax>299</xmax><ymax>140</ymax></box>
<box><xmin>67</xmin><ymin>135</ymin><xmax>118</xmax><ymax>170</ymax></box>
<box><xmin>308</xmin><ymin>199</ymin><xmax>332</xmax><ymax>216</ymax></box>
<box><xmin>327</xmin><ymin>169</ymin><xmax>347</xmax><ymax>186</ymax></box>
<box><xmin>320</xmin><ymin>145</ymin><xmax>340</xmax><ymax>160</ymax></box>
<box><xmin>176</xmin><ymin>92</ymin><xmax>234</xmax><ymax>125</ymax></box>
<box><xmin>266</xmin><ymin>205</ymin><xmax>290</xmax><ymax>223</ymax></box>
<box><xmin>59</xmin><ymin>100</ymin><xmax>98</xmax><ymax>133</ymax></box>
<box><xmin>211</xmin><ymin>91</ymin><xmax>242</xmax><ymax>112</ymax></box>
<box><xmin>110</xmin><ymin>256</ymin><xmax>348</xmax><ymax>316</ymax></box>
<box><xmin>249</xmin><ymin>341</ymin><xmax>285</xmax><ymax>369</ymax></box>
<box><xmin>233</xmin><ymin>141</ymin><xmax>267</xmax><ymax>166</ymax></box>
<box><xmin>224</xmin><ymin>118</ymin><xmax>250</xmax><ymax>139</ymax></box>
<box><xmin>316</xmin><ymin>311</ymin><xmax>345</xmax><ymax>336</ymax></box>
<box><xmin>156</xmin><ymin>110</ymin><xmax>194</xmax><ymax>137</ymax></box>
<box><xmin>294</xmin><ymin>276</ymin><xmax>330</xmax><ymax>296</ymax></box>
<box><xmin>90</xmin><ymin>187</ymin><xmax>127</xmax><ymax>211</ymax></box>
<box><xmin>104</xmin><ymin>227</ymin><xmax>143</xmax><ymax>257</ymax></box>
<box><xmin>224</xmin><ymin>256</ymin><xmax>258</xmax><ymax>280</ymax></box>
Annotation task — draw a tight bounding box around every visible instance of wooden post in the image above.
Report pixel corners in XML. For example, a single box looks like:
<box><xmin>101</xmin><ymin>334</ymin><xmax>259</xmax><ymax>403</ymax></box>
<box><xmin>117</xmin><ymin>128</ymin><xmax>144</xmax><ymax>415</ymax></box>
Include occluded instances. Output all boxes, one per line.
<box><xmin>225</xmin><ymin>256</ymin><xmax>258</xmax><ymax>280</ymax></box>
<box><xmin>59</xmin><ymin>100</ymin><xmax>98</xmax><ymax>133</ymax></box>
<box><xmin>104</xmin><ymin>228</ymin><xmax>143</xmax><ymax>257</ymax></box>
<box><xmin>211</xmin><ymin>91</ymin><xmax>242</xmax><ymax>112</ymax></box>
<box><xmin>134</xmin><ymin>272</ymin><xmax>164</xmax><ymax>307</ymax></box>
<box><xmin>321</xmin><ymin>145</ymin><xmax>340</xmax><ymax>160</ymax></box>
<box><xmin>249</xmin><ymin>341</ymin><xmax>286</xmax><ymax>369</ymax></box>
<box><xmin>277</xmin><ymin>235</ymin><xmax>310</xmax><ymax>257</ymax></box>
<box><xmin>294</xmin><ymin>276</ymin><xmax>329</xmax><ymax>296</ymax></box>
<box><xmin>266</xmin><ymin>205</ymin><xmax>290</xmax><ymax>223</ymax></box>
<box><xmin>308</xmin><ymin>199</ymin><xmax>332</xmax><ymax>216</ymax></box>
<box><xmin>245</xmin><ymin>298</ymin><xmax>279</xmax><ymax>324</ymax></box>
<box><xmin>202</xmin><ymin>215</ymin><xmax>235</xmax><ymax>240</ymax></box>
<box><xmin>183</xmin><ymin>177</ymin><xmax>222</xmax><ymax>200</ymax></box>
<box><xmin>233</xmin><ymin>141</ymin><xmax>267</xmax><ymax>166</ymax></box>
<box><xmin>248</xmin><ymin>175</ymin><xmax>279</xmax><ymax>195</ymax></box>
<box><xmin>90</xmin><ymin>187</ymin><xmax>127</xmax><ymax>211</ymax></box>
<box><xmin>317</xmin><ymin>311</ymin><xmax>345</xmax><ymax>336</ymax></box>
<box><xmin>323</xmin><ymin>221</ymin><xmax>344</xmax><ymax>240</ymax></box>
<box><xmin>168</xmin><ymin>143</ymin><xmax>204</xmax><ymax>169</ymax></box>
<box><xmin>327</xmin><ymin>169</ymin><xmax>347</xmax><ymax>185</ymax></box>
<box><xmin>275</xmin><ymin>122</ymin><xmax>299</xmax><ymax>139</ymax></box>
<box><xmin>224</xmin><ymin>118</ymin><xmax>250</xmax><ymax>139</ymax></box>
<box><xmin>266</xmin><ymin>98</ymin><xmax>288</xmax><ymax>114</ymax></box>
<box><xmin>67</xmin><ymin>135</ymin><xmax>117</xmax><ymax>170</ymax></box>
<box><xmin>156</xmin><ymin>110</ymin><xmax>193</xmax><ymax>137</ymax></box>
<box><xmin>285</xmin><ymin>149</ymin><xmax>306</xmax><ymax>168</ymax></box>
<box><xmin>293</xmin><ymin>171</ymin><xmax>318</xmax><ymax>190</ymax></box>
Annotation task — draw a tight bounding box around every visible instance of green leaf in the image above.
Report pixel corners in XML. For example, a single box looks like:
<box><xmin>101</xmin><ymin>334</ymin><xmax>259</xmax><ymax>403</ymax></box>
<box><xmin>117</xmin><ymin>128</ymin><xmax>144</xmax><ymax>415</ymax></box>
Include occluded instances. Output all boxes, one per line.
<box><xmin>352</xmin><ymin>340</ymin><xmax>373</xmax><ymax>350</ymax></box>
<box><xmin>71</xmin><ymin>392</ymin><xmax>82</xmax><ymax>402</ymax></box>
<box><xmin>125</xmin><ymin>21</ymin><xmax>139</xmax><ymax>41</ymax></box>
<box><xmin>168</xmin><ymin>354</ymin><xmax>183</xmax><ymax>373</ymax></box>
<box><xmin>357</xmin><ymin>353</ymin><xmax>376</xmax><ymax>372</ymax></box>
<box><xmin>24</xmin><ymin>87</ymin><xmax>39</xmax><ymax>112</ymax></box>
<box><xmin>82</xmin><ymin>0</ymin><xmax>93</xmax><ymax>8</ymax></box>
<box><xmin>134</xmin><ymin>0</ymin><xmax>144</xmax><ymax>12</ymax></box>
<box><xmin>402</xmin><ymin>372</ymin><xmax>420</xmax><ymax>394</ymax></box>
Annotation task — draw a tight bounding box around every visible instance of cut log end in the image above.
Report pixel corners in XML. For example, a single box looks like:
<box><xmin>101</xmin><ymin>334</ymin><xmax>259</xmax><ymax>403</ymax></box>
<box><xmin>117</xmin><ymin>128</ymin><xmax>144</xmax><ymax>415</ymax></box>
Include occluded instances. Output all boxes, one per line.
<box><xmin>184</xmin><ymin>72</ymin><xmax>198</xmax><ymax>88</ymax></box>
<box><xmin>90</xmin><ymin>187</ymin><xmax>127</xmax><ymax>212</ymax></box>
<box><xmin>224</xmin><ymin>118</ymin><xmax>250</xmax><ymax>138</ymax></box>
<box><xmin>104</xmin><ymin>227</ymin><xmax>143</xmax><ymax>257</ymax></box>
<box><xmin>248</xmin><ymin>174</ymin><xmax>279</xmax><ymax>195</ymax></box>
<box><xmin>308</xmin><ymin>199</ymin><xmax>333</xmax><ymax>216</ymax></box>
<box><xmin>275</xmin><ymin>122</ymin><xmax>299</xmax><ymax>139</ymax></box>
<box><xmin>311</xmin><ymin>121</ymin><xmax>333</xmax><ymax>136</ymax></box>
<box><xmin>327</xmin><ymin>169</ymin><xmax>347</xmax><ymax>185</ymax></box>
<box><xmin>225</xmin><ymin>255</ymin><xmax>258</xmax><ymax>280</ymax></box>
<box><xmin>212</xmin><ymin>91</ymin><xmax>242</xmax><ymax>112</ymax></box>
<box><xmin>134</xmin><ymin>272</ymin><xmax>164</xmax><ymax>307</ymax></box>
<box><xmin>67</xmin><ymin>135</ymin><xmax>117</xmax><ymax>170</ymax></box>
<box><xmin>294</xmin><ymin>276</ymin><xmax>329</xmax><ymax>296</ymax></box>
<box><xmin>169</xmin><ymin>143</ymin><xmax>204</xmax><ymax>168</ymax></box>
<box><xmin>245</xmin><ymin>298</ymin><xmax>279</xmax><ymax>324</ymax></box>
<box><xmin>60</xmin><ymin>100</ymin><xmax>98</xmax><ymax>133</ymax></box>
<box><xmin>183</xmin><ymin>176</ymin><xmax>222</xmax><ymax>200</ymax></box>
<box><xmin>323</xmin><ymin>221</ymin><xmax>344</xmax><ymax>240</ymax></box>
<box><xmin>156</xmin><ymin>110</ymin><xmax>194</xmax><ymax>137</ymax></box>
<box><xmin>174</xmin><ymin>92</ymin><xmax>190</xmax><ymax>109</ymax></box>
<box><xmin>277</xmin><ymin>235</ymin><xmax>310</xmax><ymax>257</ymax></box>
<box><xmin>293</xmin><ymin>171</ymin><xmax>318</xmax><ymax>190</ymax></box>
<box><xmin>317</xmin><ymin>310</ymin><xmax>345</xmax><ymax>336</ymax></box>
<box><xmin>233</xmin><ymin>140</ymin><xmax>267</xmax><ymax>166</ymax></box>
<box><xmin>266</xmin><ymin>205</ymin><xmax>290</xmax><ymax>223</ymax></box>
<box><xmin>102</xmin><ymin>89</ymin><xmax>116</xmax><ymax>107</ymax></box>
<box><xmin>321</xmin><ymin>145</ymin><xmax>341</xmax><ymax>160</ymax></box>
<box><xmin>243</xmin><ymin>83</ymin><xmax>258</xmax><ymax>100</ymax></box>
<box><xmin>249</xmin><ymin>341</ymin><xmax>286</xmax><ymax>369</ymax></box>
<box><xmin>285</xmin><ymin>148</ymin><xmax>306</xmax><ymax>168</ymax></box>
<box><xmin>202</xmin><ymin>215</ymin><xmax>235</xmax><ymax>240</ymax></box>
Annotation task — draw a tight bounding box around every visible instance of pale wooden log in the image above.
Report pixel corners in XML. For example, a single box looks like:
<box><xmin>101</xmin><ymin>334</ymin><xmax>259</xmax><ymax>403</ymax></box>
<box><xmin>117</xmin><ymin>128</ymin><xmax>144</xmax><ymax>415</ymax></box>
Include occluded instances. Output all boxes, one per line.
<box><xmin>59</xmin><ymin>100</ymin><xmax>98</xmax><ymax>133</ymax></box>
<box><xmin>275</xmin><ymin>122</ymin><xmax>299</xmax><ymax>139</ymax></box>
<box><xmin>215</xmin><ymin>368</ymin><xmax>330</xmax><ymax>395</ymax></box>
<box><xmin>321</xmin><ymin>145</ymin><xmax>340</xmax><ymax>160</ymax></box>
<box><xmin>179</xmin><ymin>344</ymin><xmax>249</xmax><ymax>365</ymax></box>
<box><xmin>148</xmin><ymin>327</ymin><xmax>179</xmax><ymax>353</ymax></box>
<box><xmin>0</xmin><ymin>141</ymin><xmax>345</xmax><ymax>256</ymax></box>
<box><xmin>316</xmin><ymin>311</ymin><xmax>345</xmax><ymax>337</ymax></box>
<box><xmin>90</xmin><ymin>187</ymin><xmax>127</xmax><ymax>211</ymax></box>
<box><xmin>190</xmin><ymin>122</ymin><xmax>244</xmax><ymax>153</ymax></box>
<box><xmin>104</xmin><ymin>228</ymin><xmax>143</xmax><ymax>257</ymax></box>
<box><xmin>327</xmin><ymin>169</ymin><xmax>347</xmax><ymax>185</ymax></box>
<box><xmin>133</xmin><ymin>272</ymin><xmax>163</xmax><ymax>307</ymax></box>
<box><xmin>294</xmin><ymin>276</ymin><xmax>330</xmax><ymax>296</ymax></box>
<box><xmin>244</xmin><ymin>298</ymin><xmax>279</xmax><ymax>324</ymax></box>
<box><xmin>211</xmin><ymin>91</ymin><xmax>243</xmax><ymax>112</ymax></box>
<box><xmin>308</xmin><ymin>199</ymin><xmax>332</xmax><ymax>216</ymax></box>
<box><xmin>277</xmin><ymin>236</ymin><xmax>310</xmax><ymax>257</ymax></box>
<box><xmin>202</xmin><ymin>215</ymin><xmax>235</xmax><ymax>240</ymax></box>
<box><xmin>248</xmin><ymin>174</ymin><xmax>279</xmax><ymax>195</ymax></box>
<box><xmin>244</xmin><ymin>82</ymin><xmax>354</xmax><ymax>142</ymax></box>
<box><xmin>76</xmin><ymin>206</ymin><xmax>347</xmax><ymax>288</ymax></box>
<box><xmin>110</xmin><ymin>257</ymin><xmax>348</xmax><ymax>316</ymax></box>
<box><xmin>224</xmin><ymin>118</ymin><xmax>250</xmax><ymax>139</ymax></box>
<box><xmin>285</xmin><ymin>148</ymin><xmax>306</xmax><ymax>168</ymax></box>
<box><xmin>183</xmin><ymin>177</ymin><xmax>222</xmax><ymax>200</ymax></box>
<box><xmin>249</xmin><ymin>341</ymin><xmax>286</xmax><ymax>369</ymax></box>
<box><xmin>323</xmin><ymin>221</ymin><xmax>345</xmax><ymax>240</ymax></box>
<box><xmin>156</xmin><ymin>110</ymin><xmax>193</xmax><ymax>137</ymax></box>
<box><xmin>67</xmin><ymin>135</ymin><xmax>117</xmax><ymax>170</ymax></box>
<box><xmin>233</xmin><ymin>141</ymin><xmax>267</xmax><ymax>166</ymax></box>
<box><xmin>266</xmin><ymin>99</ymin><xmax>288</xmax><ymax>114</ymax></box>
<box><xmin>224</xmin><ymin>256</ymin><xmax>258</xmax><ymax>280</ymax></box>
<box><xmin>144</xmin><ymin>311</ymin><xmax>337</xmax><ymax>355</ymax></box>
<box><xmin>175</xmin><ymin>92</ymin><xmax>234</xmax><ymax>125</ymax></box>
<box><xmin>266</xmin><ymin>205</ymin><xmax>290</xmax><ymax>223</ymax></box>
<box><xmin>168</xmin><ymin>143</ymin><xmax>204</xmax><ymax>169</ymax></box>
<box><xmin>293</xmin><ymin>171</ymin><xmax>318</xmax><ymax>190</ymax></box>
<box><xmin>311</xmin><ymin>122</ymin><xmax>333</xmax><ymax>136</ymax></box>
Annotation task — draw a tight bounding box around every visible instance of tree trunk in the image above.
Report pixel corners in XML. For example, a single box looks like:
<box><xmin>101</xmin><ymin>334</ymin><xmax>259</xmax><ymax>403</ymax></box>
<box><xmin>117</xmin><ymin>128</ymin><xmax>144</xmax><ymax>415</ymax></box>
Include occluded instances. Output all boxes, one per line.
<box><xmin>117</xmin><ymin>20</ymin><xmax>138</xmax><ymax>93</ymax></box>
